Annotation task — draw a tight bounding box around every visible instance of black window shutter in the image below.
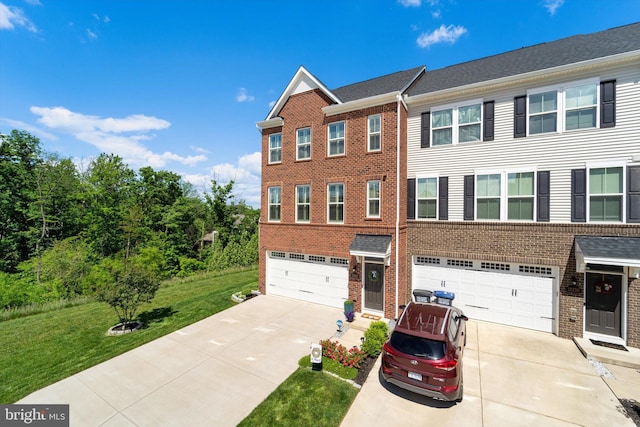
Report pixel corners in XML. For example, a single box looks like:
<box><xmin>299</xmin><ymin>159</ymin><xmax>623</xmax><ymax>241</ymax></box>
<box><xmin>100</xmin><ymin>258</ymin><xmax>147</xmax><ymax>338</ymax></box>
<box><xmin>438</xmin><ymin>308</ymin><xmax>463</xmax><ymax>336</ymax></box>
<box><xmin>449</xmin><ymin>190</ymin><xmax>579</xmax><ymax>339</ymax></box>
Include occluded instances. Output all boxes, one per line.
<box><xmin>407</xmin><ymin>178</ymin><xmax>416</xmax><ymax>220</ymax></box>
<box><xmin>514</xmin><ymin>95</ymin><xmax>526</xmax><ymax>138</ymax></box>
<box><xmin>536</xmin><ymin>171</ymin><xmax>550</xmax><ymax>222</ymax></box>
<box><xmin>420</xmin><ymin>112</ymin><xmax>430</xmax><ymax>148</ymax></box>
<box><xmin>600</xmin><ymin>80</ymin><xmax>616</xmax><ymax>128</ymax></box>
<box><xmin>438</xmin><ymin>176</ymin><xmax>448</xmax><ymax>220</ymax></box>
<box><xmin>571</xmin><ymin>169</ymin><xmax>587</xmax><ymax>222</ymax></box>
<box><xmin>463</xmin><ymin>175</ymin><xmax>474</xmax><ymax>221</ymax></box>
<box><xmin>628</xmin><ymin>165</ymin><xmax>640</xmax><ymax>223</ymax></box>
<box><xmin>483</xmin><ymin>101</ymin><xmax>494</xmax><ymax>141</ymax></box>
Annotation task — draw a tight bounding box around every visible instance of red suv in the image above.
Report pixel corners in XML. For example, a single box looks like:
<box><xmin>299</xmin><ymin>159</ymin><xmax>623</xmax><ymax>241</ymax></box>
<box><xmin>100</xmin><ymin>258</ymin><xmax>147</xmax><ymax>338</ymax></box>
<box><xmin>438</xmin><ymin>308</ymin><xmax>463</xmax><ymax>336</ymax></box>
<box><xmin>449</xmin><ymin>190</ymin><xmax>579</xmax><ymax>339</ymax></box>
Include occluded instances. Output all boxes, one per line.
<box><xmin>381</xmin><ymin>293</ymin><xmax>468</xmax><ymax>402</ymax></box>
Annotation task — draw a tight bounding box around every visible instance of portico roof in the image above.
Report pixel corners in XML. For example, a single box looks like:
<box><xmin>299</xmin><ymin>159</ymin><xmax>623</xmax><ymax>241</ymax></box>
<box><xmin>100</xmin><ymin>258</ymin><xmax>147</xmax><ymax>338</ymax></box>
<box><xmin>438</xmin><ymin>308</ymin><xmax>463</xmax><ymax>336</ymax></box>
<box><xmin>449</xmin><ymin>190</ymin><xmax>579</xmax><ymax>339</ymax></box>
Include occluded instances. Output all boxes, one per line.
<box><xmin>349</xmin><ymin>234</ymin><xmax>392</xmax><ymax>260</ymax></box>
<box><xmin>575</xmin><ymin>236</ymin><xmax>640</xmax><ymax>271</ymax></box>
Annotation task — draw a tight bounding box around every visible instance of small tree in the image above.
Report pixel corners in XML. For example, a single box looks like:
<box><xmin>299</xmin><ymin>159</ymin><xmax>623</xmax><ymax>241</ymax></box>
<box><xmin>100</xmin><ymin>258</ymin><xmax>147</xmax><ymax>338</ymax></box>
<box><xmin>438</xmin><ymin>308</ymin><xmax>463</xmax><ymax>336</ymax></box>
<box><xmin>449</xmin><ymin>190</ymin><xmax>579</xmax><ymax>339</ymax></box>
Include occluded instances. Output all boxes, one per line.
<box><xmin>91</xmin><ymin>256</ymin><xmax>160</xmax><ymax>328</ymax></box>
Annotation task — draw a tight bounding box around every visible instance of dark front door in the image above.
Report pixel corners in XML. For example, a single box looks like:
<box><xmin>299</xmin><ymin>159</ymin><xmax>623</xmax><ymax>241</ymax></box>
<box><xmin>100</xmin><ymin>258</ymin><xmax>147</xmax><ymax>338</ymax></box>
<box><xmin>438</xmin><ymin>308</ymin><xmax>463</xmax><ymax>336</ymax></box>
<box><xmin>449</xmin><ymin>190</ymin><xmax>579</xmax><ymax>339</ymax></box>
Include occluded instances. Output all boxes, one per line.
<box><xmin>364</xmin><ymin>263</ymin><xmax>384</xmax><ymax>311</ymax></box>
<box><xmin>585</xmin><ymin>272</ymin><xmax>622</xmax><ymax>337</ymax></box>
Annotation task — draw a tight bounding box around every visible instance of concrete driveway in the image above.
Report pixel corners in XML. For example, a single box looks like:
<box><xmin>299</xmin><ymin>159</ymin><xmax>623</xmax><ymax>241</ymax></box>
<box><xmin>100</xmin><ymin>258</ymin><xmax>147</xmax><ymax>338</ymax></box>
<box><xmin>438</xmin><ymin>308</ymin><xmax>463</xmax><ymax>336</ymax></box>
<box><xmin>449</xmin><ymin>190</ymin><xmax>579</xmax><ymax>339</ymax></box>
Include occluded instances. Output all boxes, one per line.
<box><xmin>18</xmin><ymin>295</ymin><xmax>340</xmax><ymax>426</ymax></box>
<box><xmin>342</xmin><ymin>320</ymin><xmax>637</xmax><ymax>427</ymax></box>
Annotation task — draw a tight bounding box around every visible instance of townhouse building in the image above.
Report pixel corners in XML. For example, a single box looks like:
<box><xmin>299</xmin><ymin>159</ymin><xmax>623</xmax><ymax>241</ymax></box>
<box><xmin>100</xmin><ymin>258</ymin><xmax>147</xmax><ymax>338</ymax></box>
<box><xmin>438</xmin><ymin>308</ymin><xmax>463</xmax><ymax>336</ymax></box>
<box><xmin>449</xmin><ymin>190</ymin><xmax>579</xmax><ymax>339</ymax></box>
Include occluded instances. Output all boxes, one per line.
<box><xmin>257</xmin><ymin>66</ymin><xmax>423</xmax><ymax>320</ymax></box>
<box><xmin>405</xmin><ymin>22</ymin><xmax>640</xmax><ymax>346</ymax></box>
<box><xmin>258</xmin><ymin>22</ymin><xmax>640</xmax><ymax>347</ymax></box>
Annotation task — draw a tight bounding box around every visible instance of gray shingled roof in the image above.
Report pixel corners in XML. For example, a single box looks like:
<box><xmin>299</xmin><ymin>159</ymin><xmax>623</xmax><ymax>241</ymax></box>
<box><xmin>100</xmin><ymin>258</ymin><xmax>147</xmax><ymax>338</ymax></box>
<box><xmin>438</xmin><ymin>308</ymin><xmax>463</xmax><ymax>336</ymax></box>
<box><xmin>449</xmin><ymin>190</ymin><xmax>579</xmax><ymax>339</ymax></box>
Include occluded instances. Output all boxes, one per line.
<box><xmin>575</xmin><ymin>236</ymin><xmax>640</xmax><ymax>262</ymax></box>
<box><xmin>350</xmin><ymin>234</ymin><xmax>392</xmax><ymax>255</ymax></box>
<box><xmin>332</xmin><ymin>66</ymin><xmax>425</xmax><ymax>103</ymax></box>
<box><xmin>407</xmin><ymin>22</ymin><xmax>640</xmax><ymax>96</ymax></box>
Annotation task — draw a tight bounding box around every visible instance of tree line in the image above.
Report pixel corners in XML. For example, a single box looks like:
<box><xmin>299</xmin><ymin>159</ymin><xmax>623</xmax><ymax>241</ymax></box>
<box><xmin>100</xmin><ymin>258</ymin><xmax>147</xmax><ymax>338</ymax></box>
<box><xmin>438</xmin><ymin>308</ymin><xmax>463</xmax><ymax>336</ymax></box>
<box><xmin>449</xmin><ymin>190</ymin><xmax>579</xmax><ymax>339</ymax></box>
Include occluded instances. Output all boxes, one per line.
<box><xmin>0</xmin><ymin>130</ymin><xmax>259</xmax><ymax>309</ymax></box>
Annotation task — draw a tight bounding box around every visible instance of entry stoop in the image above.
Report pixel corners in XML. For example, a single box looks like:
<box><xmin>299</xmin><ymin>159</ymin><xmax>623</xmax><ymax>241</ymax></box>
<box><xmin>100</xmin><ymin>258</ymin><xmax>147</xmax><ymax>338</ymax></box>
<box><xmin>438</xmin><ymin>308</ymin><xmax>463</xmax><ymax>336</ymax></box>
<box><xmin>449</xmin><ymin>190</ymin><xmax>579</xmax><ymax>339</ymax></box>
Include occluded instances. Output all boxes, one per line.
<box><xmin>573</xmin><ymin>337</ymin><xmax>640</xmax><ymax>369</ymax></box>
<box><xmin>331</xmin><ymin>313</ymin><xmax>391</xmax><ymax>349</ymax></box>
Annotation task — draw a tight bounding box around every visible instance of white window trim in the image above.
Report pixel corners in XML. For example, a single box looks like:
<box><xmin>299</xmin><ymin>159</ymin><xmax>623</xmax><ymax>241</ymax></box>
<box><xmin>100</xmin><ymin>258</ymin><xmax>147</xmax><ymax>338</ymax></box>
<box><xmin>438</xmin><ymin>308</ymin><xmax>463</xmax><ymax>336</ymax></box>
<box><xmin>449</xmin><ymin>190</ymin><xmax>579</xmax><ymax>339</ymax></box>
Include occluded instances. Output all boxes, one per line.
<box><xmin>431</xmin><ymin>98</ymin><xmax>483</xmax><ymax>146</ymax></box>
<box><xmin>415</xmin><ymin>174</ymin><xmax>439</xmax><ymax>220</ymax></box>
<box><xmin>327</xmin><ymin>182</ymin><xmax>345</xmax><ymax>224</ymax></box>
<box><xmin>368</xmin><ymin>114</ymin><xmax>382</xmax><ymax>152</ymax></box>
<box><xmin>295</xmin><ymin>184</ymin><xmax>311</xmax><ymax>223</ymax></box>
<box><xmin>527</xmin><ymin>78</ymin><xmax>600</xmax><ymax>136</ymax></box>
<box><xmin>328</xmin><ymin>121</ymin><xmax>346</xmax><ymax>157</ymax></box>
<box><xmin>474</xmin><ymin>169</ymin><xmax>537</xmax><ymax>221</ymax></box>
<box><xmin>268</xmin><ymin>133</ymin><xmax>282</xmax><ymax>164</ymax></box>
<box><xmin>268</xmin><ymin>186</ymin><xmax>281</xmax><ymax>222</ymax></box>
<box><xmin>296</xmin><ymin>127</ymin><xmax>311</xmax><ymax>161</ymax></box>
<box><xmin>367</xmin><ymin>180</ymin><xmax>381</xmax><ymax>218</ymax></box>
<box><xmin>585</xmin><ymin>161</ymin><xmax>626</xmax><ymax>223</ymax></box>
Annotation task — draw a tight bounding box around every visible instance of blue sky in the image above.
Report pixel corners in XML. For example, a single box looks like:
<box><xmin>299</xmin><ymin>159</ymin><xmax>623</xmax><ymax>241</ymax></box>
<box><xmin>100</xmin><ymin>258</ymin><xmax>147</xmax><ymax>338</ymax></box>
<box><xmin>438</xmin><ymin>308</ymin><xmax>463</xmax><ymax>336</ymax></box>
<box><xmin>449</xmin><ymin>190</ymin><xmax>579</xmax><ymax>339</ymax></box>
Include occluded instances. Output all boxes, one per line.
<box><xmin>1</xmin><ymin>1</ymin><xmax>640</xmax><ymax>207</ymax></box>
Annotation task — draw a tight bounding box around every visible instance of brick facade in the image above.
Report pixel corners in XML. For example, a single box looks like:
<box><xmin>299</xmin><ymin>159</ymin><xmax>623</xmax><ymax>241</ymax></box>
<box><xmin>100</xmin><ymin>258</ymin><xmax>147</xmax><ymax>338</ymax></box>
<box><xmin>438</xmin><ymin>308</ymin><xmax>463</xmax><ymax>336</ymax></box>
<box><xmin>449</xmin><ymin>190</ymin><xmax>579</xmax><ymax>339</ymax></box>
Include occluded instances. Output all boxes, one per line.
<box><xmin>259</xmin><ymin>89</ymin><xmax>407</xmax><ymax>319</ymax></box>
<box><xmin>406</xmin><ymin>221</ymin><xmax>640</xmax><ymax>346</ymax></box>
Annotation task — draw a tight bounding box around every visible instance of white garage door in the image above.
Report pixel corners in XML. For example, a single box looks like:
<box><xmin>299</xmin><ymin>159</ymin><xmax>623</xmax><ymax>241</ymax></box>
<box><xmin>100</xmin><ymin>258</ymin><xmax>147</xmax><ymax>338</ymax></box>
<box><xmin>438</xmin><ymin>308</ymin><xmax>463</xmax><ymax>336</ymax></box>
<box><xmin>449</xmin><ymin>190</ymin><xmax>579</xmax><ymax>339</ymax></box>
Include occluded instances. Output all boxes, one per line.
<box><xmin>412</xmin><ymin>259</ymin><xmax>556</xmax><ymax>333</ymax></box>
<box><xmin>266</xmin><ymin>252</ymin><xmax>348</xmax><ymax>309</ymax></box>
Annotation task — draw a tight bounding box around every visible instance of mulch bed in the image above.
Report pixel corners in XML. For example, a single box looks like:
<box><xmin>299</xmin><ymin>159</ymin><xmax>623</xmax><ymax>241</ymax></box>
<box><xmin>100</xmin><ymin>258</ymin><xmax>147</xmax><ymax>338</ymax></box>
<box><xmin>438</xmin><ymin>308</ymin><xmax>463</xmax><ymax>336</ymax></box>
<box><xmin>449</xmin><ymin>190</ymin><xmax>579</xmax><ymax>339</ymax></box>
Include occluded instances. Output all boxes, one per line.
<box><xmin>354</xmin><ymin>356</ymin><xmax>378</xmax><ymax>386</ymax></box>
<box><xmin>620</xmin><ymin>399</ymin><xmax>640</xmax><ymax>427</ymax></box>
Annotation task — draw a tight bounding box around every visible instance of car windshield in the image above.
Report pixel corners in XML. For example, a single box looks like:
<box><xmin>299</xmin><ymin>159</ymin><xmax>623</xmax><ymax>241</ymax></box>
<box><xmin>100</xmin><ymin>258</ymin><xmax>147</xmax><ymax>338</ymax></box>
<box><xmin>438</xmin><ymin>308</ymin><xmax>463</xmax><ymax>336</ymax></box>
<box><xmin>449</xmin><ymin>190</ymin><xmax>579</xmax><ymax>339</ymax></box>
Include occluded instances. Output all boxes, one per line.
<box><xmin>389</xmin><ymin>331</ymin><xmax>446</xmax><ymax>360</ymax></box>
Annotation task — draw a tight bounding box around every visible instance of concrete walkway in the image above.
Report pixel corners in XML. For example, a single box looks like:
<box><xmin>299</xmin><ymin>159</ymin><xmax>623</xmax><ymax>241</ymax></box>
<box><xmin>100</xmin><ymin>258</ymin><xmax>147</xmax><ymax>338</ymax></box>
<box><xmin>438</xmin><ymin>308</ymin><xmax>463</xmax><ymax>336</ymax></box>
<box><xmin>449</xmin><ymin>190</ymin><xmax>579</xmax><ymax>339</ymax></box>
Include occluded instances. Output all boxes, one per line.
<box><xmin>341</xmin><ymin>320</ymin><xmax>640</xmax><ymax>427</ymax></box>
<box><xmin>18</xmin><ymin>295</ymin><xmax>340</xmax><ymax>426</ymax></box>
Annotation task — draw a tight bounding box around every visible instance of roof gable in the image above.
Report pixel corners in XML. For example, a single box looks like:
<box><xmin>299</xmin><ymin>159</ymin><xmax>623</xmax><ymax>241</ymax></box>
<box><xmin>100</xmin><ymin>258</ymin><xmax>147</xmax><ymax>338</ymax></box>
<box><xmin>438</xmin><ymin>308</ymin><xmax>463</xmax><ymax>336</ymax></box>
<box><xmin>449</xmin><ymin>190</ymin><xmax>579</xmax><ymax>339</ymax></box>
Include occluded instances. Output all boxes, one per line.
<box><xmin>264</xmin><ymin>66</ymin><xmax>340</xmax><ymax>121</ymax></box>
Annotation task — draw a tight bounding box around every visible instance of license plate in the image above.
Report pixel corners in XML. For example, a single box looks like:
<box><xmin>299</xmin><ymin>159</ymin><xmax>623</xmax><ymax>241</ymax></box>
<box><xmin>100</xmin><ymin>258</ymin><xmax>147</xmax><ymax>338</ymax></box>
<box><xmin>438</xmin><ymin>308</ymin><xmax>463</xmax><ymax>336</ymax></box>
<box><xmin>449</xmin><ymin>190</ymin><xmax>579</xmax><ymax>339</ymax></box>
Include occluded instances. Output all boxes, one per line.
<box><xmin>408</xmin><ymin>371</ymin><xmax>422</xmax><ymax>381</ymax></box>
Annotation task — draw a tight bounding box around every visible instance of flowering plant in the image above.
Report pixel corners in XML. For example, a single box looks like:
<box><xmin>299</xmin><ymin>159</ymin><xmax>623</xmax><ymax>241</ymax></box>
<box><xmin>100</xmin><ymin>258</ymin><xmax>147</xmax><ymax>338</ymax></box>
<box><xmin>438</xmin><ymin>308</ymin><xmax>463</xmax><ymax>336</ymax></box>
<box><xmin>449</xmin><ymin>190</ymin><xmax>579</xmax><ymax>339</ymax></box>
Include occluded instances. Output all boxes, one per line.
<box><xmin>320</xmin><ymin>339</ymin><xmax>366</xmax><ymax>368</ymax></box>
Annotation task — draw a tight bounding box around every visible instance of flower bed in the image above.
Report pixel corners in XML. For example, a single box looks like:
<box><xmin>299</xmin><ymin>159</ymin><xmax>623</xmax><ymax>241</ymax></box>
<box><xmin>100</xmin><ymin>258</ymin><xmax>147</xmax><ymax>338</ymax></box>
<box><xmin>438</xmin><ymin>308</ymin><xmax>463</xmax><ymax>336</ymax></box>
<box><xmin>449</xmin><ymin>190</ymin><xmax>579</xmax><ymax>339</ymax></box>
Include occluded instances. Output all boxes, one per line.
<box><xmin>320</xmin><ymin>339</ymin><xmax>366</xmax><ymax>369</ymax></box>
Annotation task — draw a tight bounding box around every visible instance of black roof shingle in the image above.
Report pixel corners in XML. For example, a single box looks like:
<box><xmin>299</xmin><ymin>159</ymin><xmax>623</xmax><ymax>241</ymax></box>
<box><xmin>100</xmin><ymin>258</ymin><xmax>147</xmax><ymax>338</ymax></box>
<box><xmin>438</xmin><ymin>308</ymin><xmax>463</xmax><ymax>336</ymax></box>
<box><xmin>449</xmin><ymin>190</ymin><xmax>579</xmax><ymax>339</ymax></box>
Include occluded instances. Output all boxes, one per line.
<box><xmin>332</xmin><ymin>66</ymin><xmax>425</xmax><ymax>103</ymax></box>
<box><xmin>407</xmin><ymin>22</ymin><xmax>640</xmax><ymax>96</ymax></box>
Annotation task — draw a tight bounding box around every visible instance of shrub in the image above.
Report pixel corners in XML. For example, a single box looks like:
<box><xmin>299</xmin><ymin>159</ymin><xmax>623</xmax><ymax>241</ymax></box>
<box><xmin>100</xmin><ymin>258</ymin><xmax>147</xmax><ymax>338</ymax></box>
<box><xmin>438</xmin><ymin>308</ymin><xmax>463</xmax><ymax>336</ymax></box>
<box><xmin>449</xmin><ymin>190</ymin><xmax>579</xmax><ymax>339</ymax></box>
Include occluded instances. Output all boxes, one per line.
<box><xmin>362</xmin><ymin>320</ymin><xmax>389</xmax><ymax>358</ymax></box>
<box><xmin>320</xmin><ymin>339</ymin><xmax>366</xmax><ymax>369</ymax></box>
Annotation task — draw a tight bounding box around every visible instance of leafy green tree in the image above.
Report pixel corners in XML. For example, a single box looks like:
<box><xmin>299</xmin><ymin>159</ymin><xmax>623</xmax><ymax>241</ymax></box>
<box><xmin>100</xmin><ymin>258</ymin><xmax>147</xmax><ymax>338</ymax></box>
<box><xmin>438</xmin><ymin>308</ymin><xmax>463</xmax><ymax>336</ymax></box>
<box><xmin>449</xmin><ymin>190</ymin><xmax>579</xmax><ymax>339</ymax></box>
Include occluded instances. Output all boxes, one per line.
<box><xmin>39</xmin><ymin>237</ymin><xmax>94</xmax><ymax>298</ymax></box>
<box><xmin>84</xmin><ymin>154</ymin><xmax>135</xmax><ymax>257</ymax></box>
<box><xmin>0</xmin><ymin>130</ymin><xmax>41</xmax><ymax>272</ymax></box>
<box><xmin>90</xmin><ymin>255</ymin><xmax>161</xmax><ymax>327</ymax></box>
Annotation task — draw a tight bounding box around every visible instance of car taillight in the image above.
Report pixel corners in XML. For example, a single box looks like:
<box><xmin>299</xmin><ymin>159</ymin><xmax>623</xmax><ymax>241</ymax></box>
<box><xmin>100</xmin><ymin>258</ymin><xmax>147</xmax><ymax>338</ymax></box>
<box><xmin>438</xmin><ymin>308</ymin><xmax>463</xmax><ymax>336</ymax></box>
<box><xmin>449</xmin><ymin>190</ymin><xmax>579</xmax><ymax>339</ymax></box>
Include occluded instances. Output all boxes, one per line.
<box><xmin>441</xmin><ymin>384</ymin><xmax>459</xmax><ymax>393</ymax></box>
<box><xmin>429</xmin><ymin>359</ymin><xmax>457</xmax><ymax>371</ymax></box>
<box><xmin>382</xmin><ymin>342</ymin><xmax>399</xmax><ymax>357</ymax></box>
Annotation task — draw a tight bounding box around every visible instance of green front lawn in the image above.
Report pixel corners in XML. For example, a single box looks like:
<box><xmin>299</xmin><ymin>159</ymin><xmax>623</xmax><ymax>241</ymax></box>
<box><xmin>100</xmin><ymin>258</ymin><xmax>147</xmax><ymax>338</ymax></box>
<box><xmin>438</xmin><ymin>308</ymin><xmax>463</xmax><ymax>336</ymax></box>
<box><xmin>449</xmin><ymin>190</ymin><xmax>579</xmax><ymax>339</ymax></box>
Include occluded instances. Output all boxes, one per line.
<box><xmin>0</xmin><ymin>267</ymin><xmax>258</xmax><ymax>403</ymax></box>
<box><xmin>238</xmin><ymin>367</ymin><xmax>358</xmax><ymax>427</ymax></box>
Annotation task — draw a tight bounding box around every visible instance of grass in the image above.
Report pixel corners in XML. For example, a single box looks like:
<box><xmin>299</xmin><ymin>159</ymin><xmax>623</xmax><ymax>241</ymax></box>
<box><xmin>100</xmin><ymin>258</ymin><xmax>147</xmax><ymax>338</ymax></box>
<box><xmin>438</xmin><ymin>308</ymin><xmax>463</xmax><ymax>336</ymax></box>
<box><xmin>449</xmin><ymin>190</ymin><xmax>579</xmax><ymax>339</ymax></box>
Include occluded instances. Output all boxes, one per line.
<box><xmin>0</xmin><ymin>267</ymin><xmax>258</xmax><ymax>403</ymax></box>
<box><xmin>298</xmin><ymin>355</ymin><xmax>358</xmax><ymax>380</ymax></box>
<box><xmin>238</xmin><ymin>367</ymin><xmax>358</xmax><ymax>427</ymax></box>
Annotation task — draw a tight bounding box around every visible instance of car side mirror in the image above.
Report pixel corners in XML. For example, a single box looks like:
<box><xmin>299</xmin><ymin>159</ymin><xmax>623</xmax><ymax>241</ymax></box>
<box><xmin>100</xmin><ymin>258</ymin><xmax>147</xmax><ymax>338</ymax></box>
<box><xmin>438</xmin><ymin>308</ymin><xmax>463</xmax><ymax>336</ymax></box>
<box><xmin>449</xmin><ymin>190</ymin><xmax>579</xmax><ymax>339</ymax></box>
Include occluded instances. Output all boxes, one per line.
<box><xmin>458</xmin><ymin>315</ymin><xmax>469</xmax><ymax>322</ymax></box>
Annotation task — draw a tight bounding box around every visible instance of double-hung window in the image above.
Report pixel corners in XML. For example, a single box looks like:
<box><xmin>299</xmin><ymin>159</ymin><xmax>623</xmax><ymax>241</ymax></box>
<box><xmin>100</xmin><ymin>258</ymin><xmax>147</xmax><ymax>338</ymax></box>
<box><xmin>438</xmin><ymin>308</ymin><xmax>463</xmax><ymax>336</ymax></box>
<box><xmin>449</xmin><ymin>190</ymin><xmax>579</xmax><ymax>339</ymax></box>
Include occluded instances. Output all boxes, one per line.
<box><xmin>431</xmin><ymin>100</ymin><xmax>482</xmax><ymax>145</ymax></box>
<box><xmin>507</xmin><ymin>172</ymin><xmax>535</xmax><ymax>220</ymax></box>
<box><xmin>268</xmin><ymin>133</ymin><xmax>282</xmax><ymax>164</ymax></box>
<box><xmin>528</xmin><ymin>90</ymin><xmax>558</xmax><ymax>134</ymax></box>
<box><xmin>565</xmin><ymin>83</ymin><xmax>597</xmax><ymax>130</ymax></box>
<box><xmin>476</xmin><ymin>172</ymin><xmax>536</xmax><ymax>221</ymax></box>
<box><xmin>367</xmin><ymin>180</ymin><xmax>380</xmax><ymax>218</ymax></box>
<box><xmin>526</xmin><ymin>79</ymin><xmax>599</xmax><ymax>135</ymax></box>
<box><xmin>589</xmin><ymin>166</ymin><xmax>623</xmax><ymax>222</ymax></box>
<box><xmin>476</xmin><ymin>174</ymin><xmax>501</xmax><ymax>220</ymax></box>
<box><xmin>296</xmin><ymin>127</ymin><xmax>311</xmax><ymax>160</ymax></box>
<box><xmin>328</xmin><ymin>121</ymin><xmax>345</xmax><ymax>156</ymax></box>
<box><xmin>417</xmin><ymin>177</ymin><xmax>438</xmax><ymax>219</ymax></box>
<box><xmin>268</xmin><ymin>187</ymin><xmax>281</xmax><ymax>221</ymax></box>
<box><xmin>296</xmin><ymin>185</ymin><xmax>310</xmax><ymax>222</ymax></box>
<box><xmin>368</xmin><ymin>114</ymin><xmax>381</xmax><ymax>151</ymax></box>
<box><xmin>327</xmin><ymin>183</ymin><xmax>344</xmax><ymax>223</ymax></box>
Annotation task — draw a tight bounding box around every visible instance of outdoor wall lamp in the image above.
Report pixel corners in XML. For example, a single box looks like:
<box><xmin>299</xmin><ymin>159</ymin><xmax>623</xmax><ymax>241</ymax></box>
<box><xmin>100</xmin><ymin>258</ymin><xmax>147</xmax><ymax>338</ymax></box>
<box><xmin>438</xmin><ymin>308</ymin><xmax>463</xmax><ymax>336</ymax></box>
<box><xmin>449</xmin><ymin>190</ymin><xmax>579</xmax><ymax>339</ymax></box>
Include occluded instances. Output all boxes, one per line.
<box><xmin>571</xmin><ymin>276</ymin><xmax>578</xmax><ymax>286</ymax></box>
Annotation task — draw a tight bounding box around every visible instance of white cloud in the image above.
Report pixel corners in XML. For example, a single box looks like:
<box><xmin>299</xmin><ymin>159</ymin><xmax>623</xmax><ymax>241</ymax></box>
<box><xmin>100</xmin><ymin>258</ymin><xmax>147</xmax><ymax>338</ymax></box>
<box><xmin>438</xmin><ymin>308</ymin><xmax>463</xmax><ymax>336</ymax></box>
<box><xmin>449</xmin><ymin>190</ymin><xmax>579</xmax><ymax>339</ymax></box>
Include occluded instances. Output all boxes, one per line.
<box><xmin>431</xmin><ymin>10</ymin><xmax>441</xmax><ymax>19</ymax></box>
<box><xmin>268</xmin><ymin>100</ymin><xmax>276</xmax><ymax>109</ymax></box>
<box><xmin>190</xmin><ymin>145</ymin><xmax>209</xmax><ymax>154</ymax></box>
<box><xmin>0</xmin><ymin>2</ymin><xmax>37</xmax><ymax>32</ymax></box>
<box><xmin>417</xmin><ymin>24</ymin><xmax>467</xmax><ymax>48</ymax></box>
<box><xmin>543</xmin><ymin>0</ymin><xmax>564</xmax><ymax>16</ymax></box>
<box><xmin>24</xmin><ymin>0</ymin><xmax>42</xmax><ymax>5</ymax></box>
<box><xmin>236</xmin><ymin>88</ymin><xmax>255</xmax><ymax>103</ymax></box>
<box><xmin>398</xmin><ymin>0</ymin><xmax>422</xmax><ymax>6</ymax></box>
<box><xmin>87</xmin><ymin>29</ymin><xmax>97</xmax><ymax>39</ymax></box>
<box><xmin>29</xmin><ymin>106</ymin><xmax>206</xmax><ymax>169</ymax></box>
<box><xmin>0</xmin><ymin>118</ymin><xmax>57</xmax><ymax>141</ymax></box>
<box><xmin>184</xmin><ymin>151</ymin><xmax>262</xmax><ymax>207</ymax></box>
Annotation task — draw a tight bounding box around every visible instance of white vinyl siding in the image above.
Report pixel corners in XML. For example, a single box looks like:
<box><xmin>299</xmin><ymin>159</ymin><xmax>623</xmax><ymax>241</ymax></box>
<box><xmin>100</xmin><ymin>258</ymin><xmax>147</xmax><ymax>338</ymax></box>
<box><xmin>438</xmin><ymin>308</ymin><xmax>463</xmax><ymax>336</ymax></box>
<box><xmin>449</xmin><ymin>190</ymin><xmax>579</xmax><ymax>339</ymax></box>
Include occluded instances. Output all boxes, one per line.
<box><xmin>407</xmin><ymin>65</ymin><xmax>640</xmax><ymax>223</ymax></box>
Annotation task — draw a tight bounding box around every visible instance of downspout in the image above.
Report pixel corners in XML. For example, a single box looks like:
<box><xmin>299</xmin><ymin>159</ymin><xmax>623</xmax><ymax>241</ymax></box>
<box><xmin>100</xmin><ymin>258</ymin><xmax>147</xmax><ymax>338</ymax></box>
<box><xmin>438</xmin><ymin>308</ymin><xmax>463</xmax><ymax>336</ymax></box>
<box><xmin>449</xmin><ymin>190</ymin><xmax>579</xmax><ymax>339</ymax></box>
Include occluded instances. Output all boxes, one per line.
<box><xmin>395</xmin><ymin>94</ymin><xmax>406</xmax><ymax>320</ymax></box>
